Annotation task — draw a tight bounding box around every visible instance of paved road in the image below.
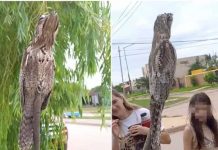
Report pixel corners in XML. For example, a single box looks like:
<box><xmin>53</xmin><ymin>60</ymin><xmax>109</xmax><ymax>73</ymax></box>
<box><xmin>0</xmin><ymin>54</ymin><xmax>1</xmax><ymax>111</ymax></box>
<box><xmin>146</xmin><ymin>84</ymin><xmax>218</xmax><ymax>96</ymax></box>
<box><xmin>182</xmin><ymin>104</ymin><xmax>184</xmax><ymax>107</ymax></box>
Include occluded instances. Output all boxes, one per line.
<box><xmin>65</xmin><ymin>122</ymin><xmax>183</xmax><ymax>150</ymax></box>
<box><xmin>66</xmin><ymin>123</ymin><xmax>111</xmax><ymax>150</ymax></box>
<box><xmin>163</xmin><ymin>88</ymin><xmax>218</xmax><ymax>117</ymax></box>
<box><xmin>162</xmin><ymin>131</ymin><xmax>183</xmax><ymax>150</ymax></box>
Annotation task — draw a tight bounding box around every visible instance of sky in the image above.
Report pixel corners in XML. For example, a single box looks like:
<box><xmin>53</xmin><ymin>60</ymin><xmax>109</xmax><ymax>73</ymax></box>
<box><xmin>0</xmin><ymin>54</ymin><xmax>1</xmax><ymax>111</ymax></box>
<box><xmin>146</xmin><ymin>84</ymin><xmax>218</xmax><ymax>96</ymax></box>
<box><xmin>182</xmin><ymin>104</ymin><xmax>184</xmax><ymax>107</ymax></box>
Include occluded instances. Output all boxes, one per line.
<box><xmin>65</xmin><ymin>46</ymin><xmax>102</xmax><ymax>90</ymax></box>
<box><xmin>111</xmin><ymin>0</ymin><xmax>218</xmax><ymax>85</ymax></box>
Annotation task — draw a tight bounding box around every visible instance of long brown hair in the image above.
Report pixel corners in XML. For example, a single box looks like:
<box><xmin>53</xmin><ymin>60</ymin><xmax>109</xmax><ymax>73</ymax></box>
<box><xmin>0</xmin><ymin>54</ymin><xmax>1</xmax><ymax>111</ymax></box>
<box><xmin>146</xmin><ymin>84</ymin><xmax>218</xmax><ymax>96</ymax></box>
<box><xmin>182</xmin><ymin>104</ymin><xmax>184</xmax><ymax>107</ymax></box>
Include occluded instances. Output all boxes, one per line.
<box><xmin>188</xmin><ymin>92</ymin><xmax>218</xmax><ymax>149</ymax></box>
<box><xmin>112</xmin><ymin>89</ymin><xmax>140</xmax><ymax>119</ymax></box>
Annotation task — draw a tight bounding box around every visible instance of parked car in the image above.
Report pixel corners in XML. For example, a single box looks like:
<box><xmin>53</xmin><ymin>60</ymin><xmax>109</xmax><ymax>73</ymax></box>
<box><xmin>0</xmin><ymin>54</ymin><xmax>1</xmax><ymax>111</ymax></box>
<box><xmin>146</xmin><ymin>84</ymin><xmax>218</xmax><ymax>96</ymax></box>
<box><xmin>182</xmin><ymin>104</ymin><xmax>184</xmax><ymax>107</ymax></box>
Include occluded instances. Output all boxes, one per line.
<box><xmin>41</xmin><ymin>122</ymin><xmax>68</xmax><ymax>150</ymax></box>
<box><xmin>63</xmin><ymin>111</ymin><xmax>80</xmax><ymax>118</ymax></box>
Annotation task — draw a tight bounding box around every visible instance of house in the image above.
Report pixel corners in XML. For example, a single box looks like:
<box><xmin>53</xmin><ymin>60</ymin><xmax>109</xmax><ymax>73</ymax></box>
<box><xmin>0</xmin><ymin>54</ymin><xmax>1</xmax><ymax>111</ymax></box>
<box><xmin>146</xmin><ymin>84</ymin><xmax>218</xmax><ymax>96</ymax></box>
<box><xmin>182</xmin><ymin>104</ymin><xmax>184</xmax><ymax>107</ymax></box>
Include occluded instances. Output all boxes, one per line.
<box><xmin>142</xmin><ymin>55</ymin><xmax>207</xmax><ymax>87</ymax></box>
<box><xmin>90</xmin><ymin>91</ymin><xmax>100</xmax><ymax>106</ymax></box>
<box><xmin>184</xmin><ymin>69</ymin><xmax>218</xmax><ymax>87</ymax></box>
<box><xmin>89</xmin><ymin>86</ymin><xmax>101</xmax><ymax>106</ymax></box>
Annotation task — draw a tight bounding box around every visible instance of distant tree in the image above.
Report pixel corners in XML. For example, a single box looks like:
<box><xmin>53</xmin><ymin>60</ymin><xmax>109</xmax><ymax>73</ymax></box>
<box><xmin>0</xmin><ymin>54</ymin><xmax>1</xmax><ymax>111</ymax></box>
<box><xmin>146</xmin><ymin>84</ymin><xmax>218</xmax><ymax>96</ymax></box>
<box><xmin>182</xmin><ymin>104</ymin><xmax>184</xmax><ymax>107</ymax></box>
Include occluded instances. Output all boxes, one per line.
<box><xmin>135</xmin><ymin>76</ymin><xmax>149</xmax><ymax>92</ymax></box>
<box><xmin>205</xmin><ymin>53</ymin><xmax>218</xmax><ymax>70</ymax></box>
<box><xmin>205</xmin><ymin>54</ymin><xmax>212</xmax><ymax>68</ymax></box>
<box><xmin>113</xmin><ymin>84</ymin><xmax>123</xmax><ymax>93</ymax></box>
<box><xmin>211</xmin><ymin>53</ymin><xmax>218</xmax><ymax>68</ymax></box>
<box><xmin>188</xmin><ymin>56</ymin><xmax>205</xmax><ymax>75</ymax></box>
<box><xmin>191</xmin><ymin>76</ymin><xmax>198</xmax><ymax>87</ymax></box>
<box><xmin>204</xmin><ymin>72</ymin><xmax>218</xmax><ymax>84</ymax></box>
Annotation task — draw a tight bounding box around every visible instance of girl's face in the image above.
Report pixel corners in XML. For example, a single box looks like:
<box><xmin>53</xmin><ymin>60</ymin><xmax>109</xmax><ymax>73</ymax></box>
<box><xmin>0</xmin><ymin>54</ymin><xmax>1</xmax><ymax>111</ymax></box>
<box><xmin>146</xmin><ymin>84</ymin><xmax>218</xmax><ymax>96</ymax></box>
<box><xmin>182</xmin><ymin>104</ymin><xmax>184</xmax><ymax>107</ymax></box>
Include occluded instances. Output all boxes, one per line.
<box><xmin>112</xmin><ymin>95</ymin><xmax>125</xmax><ymax>118</ymax></box>
<box><xmin>192</xmin><ymin>103</ymin><xmax>209</xmax><ymax>122</ymax></box>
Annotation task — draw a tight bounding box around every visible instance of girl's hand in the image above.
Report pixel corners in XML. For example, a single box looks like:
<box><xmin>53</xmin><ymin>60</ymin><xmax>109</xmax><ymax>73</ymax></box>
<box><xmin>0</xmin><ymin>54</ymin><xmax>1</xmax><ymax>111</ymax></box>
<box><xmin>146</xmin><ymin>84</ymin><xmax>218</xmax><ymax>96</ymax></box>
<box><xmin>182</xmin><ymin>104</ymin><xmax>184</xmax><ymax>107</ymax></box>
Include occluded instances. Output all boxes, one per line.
<box><xmin>129</xmin><ymin>125</ymin><xmax>149</xmax><ymax>136</ymax></box>
<box><xmin>112</xmin><ymin>119</ymin><xmax>120</xmax><ymax>139</ymax></box>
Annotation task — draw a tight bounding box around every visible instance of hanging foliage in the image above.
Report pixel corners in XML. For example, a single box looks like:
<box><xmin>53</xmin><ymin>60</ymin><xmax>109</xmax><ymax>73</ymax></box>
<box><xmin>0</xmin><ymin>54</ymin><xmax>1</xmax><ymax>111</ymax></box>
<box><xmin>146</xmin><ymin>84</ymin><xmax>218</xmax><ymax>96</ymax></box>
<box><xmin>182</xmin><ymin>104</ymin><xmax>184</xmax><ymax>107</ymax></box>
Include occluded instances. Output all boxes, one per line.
<box><xmin>0</xmin><ymin>1</ymin><xmax>110</xmax><ymax>149</ymax></box>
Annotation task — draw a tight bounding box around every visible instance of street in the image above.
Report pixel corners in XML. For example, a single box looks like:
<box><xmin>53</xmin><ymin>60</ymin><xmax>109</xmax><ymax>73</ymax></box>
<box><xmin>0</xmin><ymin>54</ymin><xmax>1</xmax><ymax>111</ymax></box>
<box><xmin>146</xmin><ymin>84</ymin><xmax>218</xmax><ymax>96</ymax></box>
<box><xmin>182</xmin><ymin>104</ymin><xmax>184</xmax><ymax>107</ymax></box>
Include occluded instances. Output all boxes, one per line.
<box><xmin>163</xmin><ymin>88</ymin><xmax>218</xmax><ymax>117</ymax></box>
<box><xmin>64</xmin><ymin>88</ymin><xmax>218</xmax><ymax>150</ymax></box>
<box><xmin>162</xmin><ymin>131</ymin><xmax>183</xmax><ymax>150</ymax></box>
<box><xmin>66</xmin><ymin>123</ymin><xmax>184</xmax><ymax>150</ymax></box>
<box><xmin>66</xmin><ymin>123</ymin><xmax>111</xmax><ymax>150</ymax></box>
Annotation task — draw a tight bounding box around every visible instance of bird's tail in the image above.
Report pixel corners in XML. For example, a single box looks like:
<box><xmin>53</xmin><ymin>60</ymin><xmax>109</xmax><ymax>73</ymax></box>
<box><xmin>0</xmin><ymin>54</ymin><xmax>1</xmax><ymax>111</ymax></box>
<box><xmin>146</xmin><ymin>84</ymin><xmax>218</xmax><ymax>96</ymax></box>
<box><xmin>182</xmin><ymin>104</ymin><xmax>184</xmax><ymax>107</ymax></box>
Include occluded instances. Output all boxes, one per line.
<box><xmin>19</xmin><ymin>115</ymin><xmax>33</xmax><ymax>150</ymax></box>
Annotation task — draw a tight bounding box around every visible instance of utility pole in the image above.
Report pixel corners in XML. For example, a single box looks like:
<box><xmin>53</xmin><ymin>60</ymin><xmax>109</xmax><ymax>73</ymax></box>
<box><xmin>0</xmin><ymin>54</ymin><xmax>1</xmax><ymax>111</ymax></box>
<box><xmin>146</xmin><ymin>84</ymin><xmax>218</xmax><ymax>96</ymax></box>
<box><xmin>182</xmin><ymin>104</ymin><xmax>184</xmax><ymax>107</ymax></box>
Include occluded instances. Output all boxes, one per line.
<box><xmin>118</xmin><ymin>46</ymin><xmax>125</xmax><ymax>94</ymax></box>
<box><xmin>123</xmin><ymin>44</ymin><xmax>133</xmax><ymax>93</ymax></box>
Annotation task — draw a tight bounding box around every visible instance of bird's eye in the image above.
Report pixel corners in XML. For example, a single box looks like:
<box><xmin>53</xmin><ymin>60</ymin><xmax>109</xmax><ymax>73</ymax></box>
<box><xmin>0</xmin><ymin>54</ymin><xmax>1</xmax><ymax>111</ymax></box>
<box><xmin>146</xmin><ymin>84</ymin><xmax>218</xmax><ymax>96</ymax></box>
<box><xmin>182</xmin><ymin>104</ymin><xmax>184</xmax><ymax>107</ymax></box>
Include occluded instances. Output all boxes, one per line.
<box><xmin>39</xmin><ymin>15</ymin><xmax>46</xmax><ymax>20</ymax></box>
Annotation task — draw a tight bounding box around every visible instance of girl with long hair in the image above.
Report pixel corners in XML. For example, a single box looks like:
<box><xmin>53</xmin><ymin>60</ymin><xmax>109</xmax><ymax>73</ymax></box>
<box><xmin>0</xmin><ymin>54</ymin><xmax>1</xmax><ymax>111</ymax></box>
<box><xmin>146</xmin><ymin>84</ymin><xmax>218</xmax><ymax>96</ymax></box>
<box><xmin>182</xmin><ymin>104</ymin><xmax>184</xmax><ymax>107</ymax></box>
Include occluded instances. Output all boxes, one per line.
<box><xmin>183</xmin><ymin>92</ymin><xmax>218</xmax><ymax>150</ymax></box>
<box><xmin>112</xmin><ymin>89</ymin><xmax>171</xmax><ymax>150</ymax></box>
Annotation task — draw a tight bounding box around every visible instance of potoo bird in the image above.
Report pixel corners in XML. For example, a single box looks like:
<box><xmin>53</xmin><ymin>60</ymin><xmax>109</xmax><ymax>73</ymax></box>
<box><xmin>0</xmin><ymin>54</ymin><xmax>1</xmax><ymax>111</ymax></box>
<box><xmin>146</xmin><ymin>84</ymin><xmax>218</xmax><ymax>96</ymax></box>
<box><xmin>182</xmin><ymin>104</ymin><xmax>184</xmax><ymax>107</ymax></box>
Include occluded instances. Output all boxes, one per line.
<box><xmin>19</xmin><ymin>12</ymin><xmax>59</xmax><ymax>150</ymax></box>
<box><xmin>143</xmin><ymin>13</ymin><xmax>177</xmax><ymax>150</ymax></box>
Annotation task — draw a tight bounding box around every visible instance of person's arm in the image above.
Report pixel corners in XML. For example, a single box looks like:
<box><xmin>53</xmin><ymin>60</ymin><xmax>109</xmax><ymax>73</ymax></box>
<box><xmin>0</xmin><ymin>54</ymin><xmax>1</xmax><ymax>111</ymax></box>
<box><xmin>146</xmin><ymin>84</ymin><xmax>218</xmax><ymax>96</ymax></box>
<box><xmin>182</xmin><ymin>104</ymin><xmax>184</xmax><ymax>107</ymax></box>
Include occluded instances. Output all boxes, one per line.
<box><xmin>129</xmin><ymin>125</ymin><xmax>171</xmax><ymax>144</ymax></box>
<box><xmin>112</xmin><ymin>136</ymin><xmax>120</xmax><ymax>150</ymax></box>
<box><xmin>183</xmin><ymin>126</ymin><xmax>193</xmax><ymax>150</ymax></box>
<box><xmin>160</xmin><ymin>129</ymin><xmax>171</xmax><ymax>144</ymax></box>
<box><xmin>112</xmin><ymin>120</ymin><xmax>120</xmax><ymax>150</ymax></box>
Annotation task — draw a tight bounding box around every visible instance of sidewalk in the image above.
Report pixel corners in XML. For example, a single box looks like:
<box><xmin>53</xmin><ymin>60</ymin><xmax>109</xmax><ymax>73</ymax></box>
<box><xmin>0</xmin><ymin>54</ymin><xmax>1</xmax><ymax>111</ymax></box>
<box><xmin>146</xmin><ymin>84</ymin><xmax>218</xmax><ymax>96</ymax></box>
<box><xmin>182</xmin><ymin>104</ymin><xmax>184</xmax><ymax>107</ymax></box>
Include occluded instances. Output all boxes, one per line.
<box><xmin>163</xmin><ymin>112</ymin><xmax>218</xmax><ymax>133</ymax></box>
<box><xmin>64</xmin><ymin>118</ymin><xmax>111</xmax><ymax>127</ymax></box>
<box><xmin>66</xmin><ymin>113</ymin><xmax>218</xmax><ymax>133</ymax></box>
<box><xmin>162</xmin><ymin>116</ymin><xmax>187</xmax><ymax>133</ymax></box>
<box><xmin>65</xmin><ymin>86</ymin><xmax>218</xmax><ymax>133</ymax></box>
<box><xmin>64</xmin><ymin>116</ymin><xmax>187</xmax><ymax>133</ymax></box>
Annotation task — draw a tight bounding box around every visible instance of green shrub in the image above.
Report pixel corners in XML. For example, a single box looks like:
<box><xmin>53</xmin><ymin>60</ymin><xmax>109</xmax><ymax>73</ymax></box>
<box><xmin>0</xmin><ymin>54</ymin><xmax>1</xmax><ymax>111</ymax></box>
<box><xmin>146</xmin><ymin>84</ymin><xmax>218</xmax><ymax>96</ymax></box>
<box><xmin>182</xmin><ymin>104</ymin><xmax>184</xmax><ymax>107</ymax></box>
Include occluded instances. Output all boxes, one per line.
<box><xmin>191</xmin><ymin>76</ymin><xmax>198</xmax><ymax>87</ymax></box>
<box><xmin>204</xmin><ymin>72</ymin><xmax>218</xmax><ymax>84</ymax></box>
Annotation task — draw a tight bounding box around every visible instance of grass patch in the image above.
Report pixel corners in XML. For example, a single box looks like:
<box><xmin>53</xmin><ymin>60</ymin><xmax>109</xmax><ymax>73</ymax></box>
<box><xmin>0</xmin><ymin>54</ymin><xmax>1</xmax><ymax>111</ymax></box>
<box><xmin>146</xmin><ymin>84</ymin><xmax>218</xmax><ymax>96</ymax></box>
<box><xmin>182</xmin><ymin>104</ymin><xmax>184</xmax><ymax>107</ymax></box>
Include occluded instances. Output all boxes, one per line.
<box><xmin>127</xmin><ymin>93</ymin><xmax>149</xmax><ymax>101</ymax></box>
<box><xmin>165</xmin><ymin>97</ymin><xmax>188</xmax><ymax>107</ymax></box>
<box><xmin>80</xmin><ymin>116</ymin><xmax>111</xmax><ymax>120</ymax></box>
<box><xmin>170</xmin><ymin>84</ymin><xmax>211</xmax><ymax>93</ymax></box>
<box><xmin>129</xmin><ymin>97</ymin><xmax>188</xmax><ymax>108</ymax></box>
<box><xmin>209</xmin><ymin>83</ymin><xmax>218</xmax><ymax>88</ymax></box>
<box><xmin>82</xmin><ymin>106</ymin><xmax>111</xmax><ymax>113</ymax></box>
<box><xmin>127</xmin><ymin>91</ymin><xmax>148</xmax><ymax>98</ymax></box>
<box><xmin>129</xmin><ymin>99</ymin><xmax>150</xmax><ymax>108</ymax></box>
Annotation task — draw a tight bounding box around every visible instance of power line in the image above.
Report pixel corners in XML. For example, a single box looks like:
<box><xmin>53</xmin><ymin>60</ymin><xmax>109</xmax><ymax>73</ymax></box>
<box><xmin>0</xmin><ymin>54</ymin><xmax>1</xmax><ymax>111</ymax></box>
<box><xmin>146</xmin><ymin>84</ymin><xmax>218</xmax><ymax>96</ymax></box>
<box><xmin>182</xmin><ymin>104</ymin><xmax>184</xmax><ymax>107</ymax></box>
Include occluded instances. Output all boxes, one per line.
<box><xmin>119</xmin><ymin>48</ymin><xmax>149</xmax><ymax>52</ymax></box>
<box><xmin>112</xmin><ymin>32</ymin><xmax>218</xmax><ymax>42</ymax></box>
<box><xmin>117</xmin><ymin>41</ymin><xmax>218</xmax><ymax>52</ymax></box>
<box><xmin>112</xmin><ymin>2</ymin><xmax>134</xmax><ymax>28</ymax></box>
<box><xmin>112</xmin><ymin>42</ymin><xmax>218</xmax><ymax>58</ymax></box>
<box><xmin>112</xmin><ymin>37</ymin><xmax>218</xmax><ymax>45</ymax></box>
<box><xmin>177</xmin><ymin>41</ymin><xmax>218</xmax><ymax>49</ymax></box>
<box><xmin>112</xmin><ymin>52</ymin><xmax>149</xmax><ymax>58</ymax></box>
<box><xmin>113</xmin><ymin>1</ymin><xmax>139</xmax><ymax>31</ymax></box>
<box><xmin>112</xmin><ymin>1</ymin><xmax>142</xmax><ymax>35</ymax></box>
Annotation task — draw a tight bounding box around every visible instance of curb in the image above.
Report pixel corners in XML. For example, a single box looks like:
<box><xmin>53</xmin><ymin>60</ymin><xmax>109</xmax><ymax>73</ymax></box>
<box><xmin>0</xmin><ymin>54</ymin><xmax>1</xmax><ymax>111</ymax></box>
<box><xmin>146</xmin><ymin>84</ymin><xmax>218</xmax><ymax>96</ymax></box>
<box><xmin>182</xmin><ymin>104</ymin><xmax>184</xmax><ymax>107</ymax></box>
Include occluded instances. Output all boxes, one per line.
<box><xmin>73</xmin><ymin>122</ymin><xmax>111</xmax><ymax>127</ymax></box>
<box><xmin>64</xmin><ymin>119</ymin><xmax>111</xmax><ymax>127</ymax></box>
<box><xmin>166</xmin><ymin>124</ymin><xmax>186</xmax><ymax>133</ymax></box>
<box><xmin>66</xmin><ymin>119</ymin><xmax>185</xmax><ymax>133</ymax></box>
<box><xmin>65</xmin><ymin>119</ymin><xmax>186</xmax><ymax>133</ymax></box>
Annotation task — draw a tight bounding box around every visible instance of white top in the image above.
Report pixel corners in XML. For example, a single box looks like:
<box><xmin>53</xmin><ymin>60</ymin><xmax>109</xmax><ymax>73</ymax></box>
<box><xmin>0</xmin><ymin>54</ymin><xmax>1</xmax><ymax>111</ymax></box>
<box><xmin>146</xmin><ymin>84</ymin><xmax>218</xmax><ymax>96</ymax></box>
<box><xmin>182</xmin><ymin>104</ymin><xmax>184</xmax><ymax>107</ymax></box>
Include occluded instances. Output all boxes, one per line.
<box><xmin>119</xmin><ymin>108</ymin><xmax>150</xmax><ymax>136</ymax></box>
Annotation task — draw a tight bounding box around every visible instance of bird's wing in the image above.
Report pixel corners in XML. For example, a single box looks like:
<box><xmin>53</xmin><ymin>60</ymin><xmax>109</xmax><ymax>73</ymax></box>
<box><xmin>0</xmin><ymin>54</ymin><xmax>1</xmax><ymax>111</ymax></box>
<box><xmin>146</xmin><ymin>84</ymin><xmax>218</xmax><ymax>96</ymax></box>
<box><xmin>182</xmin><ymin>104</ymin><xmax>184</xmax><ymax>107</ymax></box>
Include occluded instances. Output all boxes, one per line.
<box><xmin>41</xmin><ymin>59</ymin><xmax>55</xmax><ymax>110</ymax></box>
<box><xmin>41</xmin><ymin>90</ymin><xmax>51</xmax><ymax>110</ymax></box>
<box><xmin>153</xmin><ymin>41</ymin><xmax>175</xmax><ymax>74</ymax></box>
<box><xmin>19</xmin><ymin>48</ymin><xmax>30</xmax><ymax>108</ymax></box>
<box><xmin>19</xmin><ymin>73</ymin><xmax>25</xmax><ymax>108</ymax></box>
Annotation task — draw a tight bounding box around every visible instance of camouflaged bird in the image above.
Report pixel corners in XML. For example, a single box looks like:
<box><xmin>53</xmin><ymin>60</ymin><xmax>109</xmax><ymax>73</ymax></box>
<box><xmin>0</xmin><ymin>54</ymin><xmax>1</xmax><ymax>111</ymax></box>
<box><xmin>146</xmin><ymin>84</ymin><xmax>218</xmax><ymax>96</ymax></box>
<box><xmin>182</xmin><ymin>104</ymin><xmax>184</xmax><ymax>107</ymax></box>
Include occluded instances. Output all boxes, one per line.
<box><xmin>143</xmin><ymin>13</ymin><xmax>177</xmax><ymax>150</ymax></box>
<box><xmin>19</xmin><ymin>12</ymin><xmax>59</xmax><ymax>150</ymax></box>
